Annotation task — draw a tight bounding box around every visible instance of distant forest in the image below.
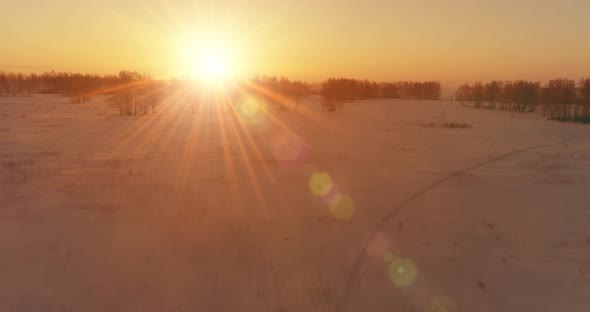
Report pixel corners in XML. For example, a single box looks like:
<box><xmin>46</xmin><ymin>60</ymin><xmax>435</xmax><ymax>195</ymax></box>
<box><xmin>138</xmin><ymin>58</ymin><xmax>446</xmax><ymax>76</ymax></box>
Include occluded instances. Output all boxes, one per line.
<box><xmin>318</xmin><ymin>78</ymin><xmax>441</xmax><ymax>111</ymax></box>
<box><xmin>0</xmin><ymin>71</ymin><xmax>151</xmax><ymax>99</ymax></box>
<box><xmin>245</xmin><ymin>75</ymin><xmax>311</xmax><ymax>111</ymax></box>
<box><xmin>6</xmin><ymin>70</ymin><xmax>589</xmax><ymax>123</ymax></box>
<box><xmin>322</xmin><ymin>79</ymin><xmax>441</xmax><ymax>101</ymax></box>
<box><xmin>0</xmin><ymin>71</ymin><xmax>440</xmax><ymax>100</ymax></box>
<box><xmin>455</xmin><ymin>79</ymin><xmax>590</xmax><ymax>123</ymax></box>
<box><xmin>244</xmin><ymin>77</ymin><xmax>441</xmax><ymax>111</ymax></box>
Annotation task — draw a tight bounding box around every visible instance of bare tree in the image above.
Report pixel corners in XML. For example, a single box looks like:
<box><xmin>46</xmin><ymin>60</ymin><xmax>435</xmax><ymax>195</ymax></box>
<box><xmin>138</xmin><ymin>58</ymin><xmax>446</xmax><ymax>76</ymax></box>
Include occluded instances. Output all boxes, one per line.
<box><xmin>578</xmin><ymin>78</ymin><xmax>590</xmax><ymax>123</ymax></box>
<box><xmin>542</xmin><ymin>79</ymin><xmax>576</xmax><ymax>120</ymax></box>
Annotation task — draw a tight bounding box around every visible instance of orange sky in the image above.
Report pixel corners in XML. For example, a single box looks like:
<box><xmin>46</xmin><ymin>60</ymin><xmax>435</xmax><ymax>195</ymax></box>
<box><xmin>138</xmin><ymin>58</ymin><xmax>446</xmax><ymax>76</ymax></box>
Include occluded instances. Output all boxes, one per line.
<box><xmin>1</xmin><ymin>0</ymin><xmax>589</xmax><ymax>83</ymax></box>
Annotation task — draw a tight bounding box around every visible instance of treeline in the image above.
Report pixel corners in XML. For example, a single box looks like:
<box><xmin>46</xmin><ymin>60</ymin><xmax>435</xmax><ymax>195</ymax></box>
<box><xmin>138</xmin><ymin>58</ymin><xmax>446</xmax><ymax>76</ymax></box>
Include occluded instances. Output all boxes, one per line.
<box><xmin>455</xmin><ymin>78</ymin><xmax>590</xmax><ymax>122</ymax></box>
<box><xmin>247</xmin><ymin>75</ymin><xmax>311</xmax><ymax>111</ymax></box>
<box><xmin>321</xmin><ymin>78</ymin><xmax>441</xmax><ymax>101</ymax></box>
<box><xmin>455</xmin><ymin>81</ymin><xmax>540</xmax><ymax>112</ymax></box>
<box><xmin>319</xmin><ymin>78</ymin><xmax>441</xmax><ymax>111</ymax></box>
<box><xmin>541</xmin><ymin>79</ymin><xmax>590</xmax><ymax>122</ymax></box>
<box><xmin>0</xmin><ymin>70</ymin><xmax>151</xmax><ymax>100</ymax></box>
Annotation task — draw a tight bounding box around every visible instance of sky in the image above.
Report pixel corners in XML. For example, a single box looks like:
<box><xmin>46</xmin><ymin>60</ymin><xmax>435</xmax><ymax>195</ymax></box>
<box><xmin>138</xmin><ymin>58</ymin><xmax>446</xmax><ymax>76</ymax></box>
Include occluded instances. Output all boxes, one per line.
<box><xmin>1</xmin><ymin>0</ymin><xmax>589</xmax><ymax>84</ymax></box>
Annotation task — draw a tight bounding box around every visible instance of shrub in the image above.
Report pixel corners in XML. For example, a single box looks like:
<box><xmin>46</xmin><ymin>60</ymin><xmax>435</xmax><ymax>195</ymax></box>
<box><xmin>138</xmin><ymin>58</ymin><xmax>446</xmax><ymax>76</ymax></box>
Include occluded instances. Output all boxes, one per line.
<box><xmin>442</xmin><ymin>122</ymin><xmax>471</xmax><ymax>129</ymax></box>
<box><xmin>320</xmin><ymin>97</ymin><xmax>345</xmax><ymax>112</ymax></box>
<box><xmin>69</xmin><ymin>95</ymin><xmax>92</xmax><ymax>104</ymax></box>
<box><xmin>106</xmin><ymin>83</ymin><xmax>163</xmax><ymax>116</ymax></box>
<box><xmin>106</xmin><ymin>92</ymin><xmax>135</xmax><ymax>116</ymax></box>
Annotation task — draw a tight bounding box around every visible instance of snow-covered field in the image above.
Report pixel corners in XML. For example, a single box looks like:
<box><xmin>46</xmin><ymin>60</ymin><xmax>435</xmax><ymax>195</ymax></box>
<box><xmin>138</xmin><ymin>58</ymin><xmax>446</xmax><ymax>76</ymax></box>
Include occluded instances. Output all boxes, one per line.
<box><xmin>1</xmin><ymin>94</ymin><xmax>589</xmax><ymax>311</ymax></box>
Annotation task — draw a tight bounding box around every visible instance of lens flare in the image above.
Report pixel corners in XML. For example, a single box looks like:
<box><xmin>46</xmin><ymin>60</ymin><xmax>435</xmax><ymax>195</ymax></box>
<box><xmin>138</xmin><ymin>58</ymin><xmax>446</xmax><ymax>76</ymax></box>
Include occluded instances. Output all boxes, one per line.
<box><xmin>387</xmin><ymin>257</ymin><xmax>418</xmax><ymax>287</ymax></box>
<box><xmin>329</xmin><ymin>194</ymin><xmax>355</xmax><ymax>220</ymax></box>
<box><xmin>383</xmin><ymin>251</ymin><xmax>395</xmax><ymax>263</ymax></box>
<box><xmin>365</xmin><ymin>232</ymin><xmax>390</xmax><ymax>258</ymax></box>
<box><xmin>272</xmin><ymin>133</ymin><xmax>309</xmax><ymax>165</ymax></box>
<box><xmin>428</xmin><ymin>296</ymin><xmax>457</xmax><ymax>312</ymax></box>
<box><xmin>309</xmin><ymin>172</ymin><xmax>333</xmax><ymax>196</ymax></box>
<box><xmin>238</xmin><ymin>97</ymin><xmax>264</xmax><ymax>124</ymax></box>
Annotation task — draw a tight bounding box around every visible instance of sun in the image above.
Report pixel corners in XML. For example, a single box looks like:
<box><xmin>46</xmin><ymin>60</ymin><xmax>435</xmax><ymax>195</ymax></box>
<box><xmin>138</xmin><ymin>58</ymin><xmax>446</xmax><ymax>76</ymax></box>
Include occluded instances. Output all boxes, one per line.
<box><xmin>178</xmin><ymin>32</ymin><xmax>235</xmax><ymax>82</ymax></box>
<box><xmin>196</xmin><ymin>49</ymin><xmax>231</xmax><ymax>81</ymax></box>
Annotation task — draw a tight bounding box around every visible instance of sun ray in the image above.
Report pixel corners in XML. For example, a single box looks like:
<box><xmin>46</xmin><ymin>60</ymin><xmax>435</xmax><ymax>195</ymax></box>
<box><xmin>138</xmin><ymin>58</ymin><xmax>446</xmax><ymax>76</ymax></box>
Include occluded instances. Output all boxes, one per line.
<box><xmin>220</xmin><ymin>97</ymin><xmax>270</xmax><ymax>221</ymax></box>
<box><xmin>137</xmin><ymin>90</ymin><xmax>190</xmax><ymax>177</ymax></box>
<box><xmin>145</xmin><ymin>91</ymin><xmax>193</xmax><ymax>160</ymax></box>
<box><xmin>173</xmin><ymin>103</ymin><xmax>204</xmax><ymax>199</ymax></box>
<box><xmin>132</xmin><ymin>86</ymin><xmax>187</xmax><ymax>157</ymax></box>
<box><xmin>177</xmin><ymin>30</ymin><xmax>235</xmax><ymax>82</ymax></box>
<box><xmin>224</xmin><ymin>92</ymin><xmax>283</xmax><ymax>195</ymax></box>
<box><xmin>238</xmin><ymin>81</ymin><xmax>308</xmax><ymax>140</ymax></box>
<box><xmin>239</xmin><ymin>79</ymin><xmax>349</xmax><ymax>145</ymax></box>
<box><xmin>108</xmin><ymin>82</ymin><xmax>175</xmax><ymax>153</ymax></box>
<box><xmin>213</xmin><ymin>93</ymin><xmax>242</xmax><ymax>218</ymax></box>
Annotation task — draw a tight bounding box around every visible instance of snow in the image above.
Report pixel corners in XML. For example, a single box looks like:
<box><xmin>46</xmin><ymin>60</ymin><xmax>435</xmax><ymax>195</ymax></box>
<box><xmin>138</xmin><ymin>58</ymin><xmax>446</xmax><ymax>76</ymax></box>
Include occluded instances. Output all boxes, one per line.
<box><xmin>1</xmin><ymin>94</ymin><xmax>589</xmax><ymax>311</ymax></box>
